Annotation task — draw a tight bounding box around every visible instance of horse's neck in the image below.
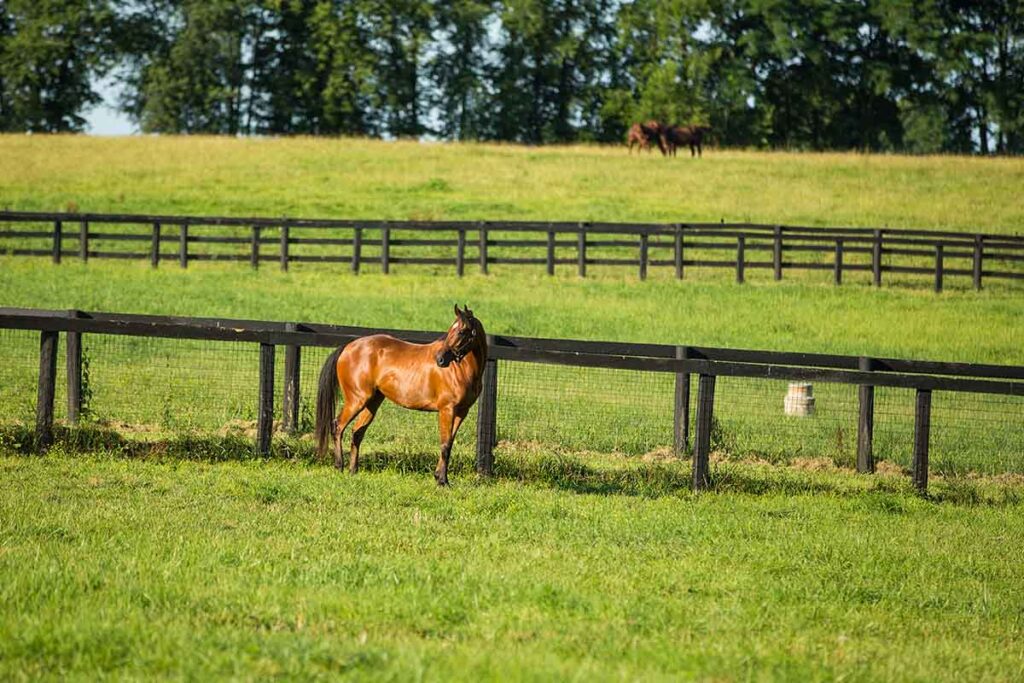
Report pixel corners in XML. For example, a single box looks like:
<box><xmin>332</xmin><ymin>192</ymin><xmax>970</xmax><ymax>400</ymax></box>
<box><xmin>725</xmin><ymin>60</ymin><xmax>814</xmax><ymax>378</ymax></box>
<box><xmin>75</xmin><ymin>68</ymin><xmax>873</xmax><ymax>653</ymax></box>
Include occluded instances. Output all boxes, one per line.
<box><xmin>476</xmin><ymin>324</ymin><xmax>488</xmax><ymax>358</ymax></box>
<box><xmin>468</xmin><ymin>328</ymin><xmax>488</xmax><ymax>369</ymax></box>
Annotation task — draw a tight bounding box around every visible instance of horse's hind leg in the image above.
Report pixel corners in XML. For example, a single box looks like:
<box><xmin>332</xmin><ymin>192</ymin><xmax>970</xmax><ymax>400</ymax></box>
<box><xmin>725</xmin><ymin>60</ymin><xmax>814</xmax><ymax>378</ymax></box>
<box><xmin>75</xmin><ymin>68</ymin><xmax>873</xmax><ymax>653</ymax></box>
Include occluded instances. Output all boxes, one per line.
<box><xmin>333</xmin><ymin>400</ymin><xmax>364</xmax><ymax>471</ymax></box>
<box><xmin>349</xmin><ymin>392</ymin><xmax>383</xmax><ymax>475</ymax></box>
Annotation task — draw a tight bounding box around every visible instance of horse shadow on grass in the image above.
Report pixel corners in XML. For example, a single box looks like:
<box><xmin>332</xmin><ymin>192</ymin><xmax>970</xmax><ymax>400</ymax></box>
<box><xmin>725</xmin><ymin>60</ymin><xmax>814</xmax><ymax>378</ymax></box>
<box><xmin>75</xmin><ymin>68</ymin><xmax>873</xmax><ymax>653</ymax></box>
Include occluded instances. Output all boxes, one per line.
<box><xmin>1</xmin><ymin>424</ymin><xmax>1019</xmax><ymax>507</ymax></box>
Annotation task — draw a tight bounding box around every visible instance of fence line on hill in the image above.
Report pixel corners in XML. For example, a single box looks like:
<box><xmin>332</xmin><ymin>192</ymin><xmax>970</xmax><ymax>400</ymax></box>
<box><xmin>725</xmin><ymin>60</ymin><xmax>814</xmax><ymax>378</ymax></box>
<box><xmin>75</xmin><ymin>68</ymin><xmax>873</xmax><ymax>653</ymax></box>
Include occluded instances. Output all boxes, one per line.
<box><xmin>2</xmin><ymin>307</ymin><xmax>1022</xmax><ymax>494</ymax></box>
<box><xmin>2</xmin><ymin>211</ymin><xmax>1023</xmax><ymax>290</ymax></box>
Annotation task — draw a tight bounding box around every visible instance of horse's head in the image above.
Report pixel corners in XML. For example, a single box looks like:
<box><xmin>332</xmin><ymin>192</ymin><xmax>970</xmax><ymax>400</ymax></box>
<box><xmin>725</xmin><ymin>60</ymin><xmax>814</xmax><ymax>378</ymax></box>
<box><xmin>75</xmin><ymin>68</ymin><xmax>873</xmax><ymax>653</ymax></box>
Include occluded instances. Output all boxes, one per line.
<box><xmin>436</xmin><ymin>304</ymin><xmax>482</xmax><ymax>367</ymax></box>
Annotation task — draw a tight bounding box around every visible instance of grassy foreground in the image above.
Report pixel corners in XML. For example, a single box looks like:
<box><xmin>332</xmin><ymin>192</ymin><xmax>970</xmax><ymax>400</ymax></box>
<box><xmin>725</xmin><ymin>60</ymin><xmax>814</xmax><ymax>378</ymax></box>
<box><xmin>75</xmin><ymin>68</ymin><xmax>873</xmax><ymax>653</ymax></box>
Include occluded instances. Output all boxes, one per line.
<box><xmin>1</xmin><ymin>452</ymin><xmax>1022</xmax><ymax>681</ymax></box>
<box><xmin>2</xmin><ymin>135</ymin><xmax>1024</xmax><ymax>233</ymax></box>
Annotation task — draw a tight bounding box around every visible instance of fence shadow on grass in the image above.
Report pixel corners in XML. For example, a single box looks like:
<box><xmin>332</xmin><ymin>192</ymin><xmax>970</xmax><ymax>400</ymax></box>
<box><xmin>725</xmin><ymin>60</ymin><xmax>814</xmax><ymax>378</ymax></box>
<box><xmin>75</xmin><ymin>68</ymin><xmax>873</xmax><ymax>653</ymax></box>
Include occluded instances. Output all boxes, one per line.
<box><xmin>1</xmin><ymin>423</ymin><xmax>1019</xmax><ymax>507</ymax></box>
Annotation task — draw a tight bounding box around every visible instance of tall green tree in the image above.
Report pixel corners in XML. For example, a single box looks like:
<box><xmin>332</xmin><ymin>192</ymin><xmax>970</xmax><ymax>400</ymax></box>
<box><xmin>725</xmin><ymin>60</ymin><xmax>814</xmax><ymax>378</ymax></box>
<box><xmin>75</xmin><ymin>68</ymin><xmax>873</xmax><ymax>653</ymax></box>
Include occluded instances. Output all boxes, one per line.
<box><xmin>0</xmin><ymin>0</ymin><xmax>113</xmax><ymax>132</ymax></box>
<box><xmin>311</xmin><ymin>0</ymin><xmax>379</xmax><ymax>135</ymax></box>
<box><xmin>488</xmin><ymin>0</ymin><xmax>615</xmax><ymax>143</ymax></box>
<box><xmin>364</xmin><ymin>0</ymin><xmax>433</xmax><ymax>137</ymax></box>
<box><xmin>428</xmin><ymin>0</ymin><xmax>493</xmax><ymax>140</ymax></box>
<box><xmin>124</xmin><ymin>0</ymin><xmax>255</xmax><ymax>134</ymax></box>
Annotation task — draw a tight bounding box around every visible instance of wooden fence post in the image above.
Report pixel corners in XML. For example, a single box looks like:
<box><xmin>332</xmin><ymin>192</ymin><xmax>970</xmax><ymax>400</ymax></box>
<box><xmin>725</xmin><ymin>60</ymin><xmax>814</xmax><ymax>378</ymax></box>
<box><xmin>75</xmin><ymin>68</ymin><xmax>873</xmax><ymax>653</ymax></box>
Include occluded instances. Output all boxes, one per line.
<box><xmin>773</xmin><ymin>225</ymin><xmax>783</xmax><ymax>280</ymax></box>
<box><xmin>52</xmin><ymin>220</ymin><xmax>62</xmax><ymax>264</ymax></box>
<box><xmin>352</xmin><ymin>227</ymin><xmax>362</xmax><ymax>274</ymax></box>
<box><xmin>639</xmin><ymin>233</ymin><xmax>649</xmax><ymax>280</ymax></box>
<box><xmin>151</xmin><ymin>222</ymin><xmax>161</xmax><ymax>267</ymax></box>
<box><xmin>381</xmin><ymin>226</ymin><xmax>391</xmax><ymax>274</ymax></box>
<box><xmin>856</xmin><ymin>356</ymin><xmax>875</xmax><ymax>474</ymax></box>
<box><xmin>257</xmin><ymin>343</ymin><xmax>275</xmax><ymax>455</ymax></box>
<box><xmin>179</xmin><ymin>224</ymin><xmax>189</xmax><ymax>268</ymax></box>
<box><xmin>475</xmin><ymin>341</ymin><xmax>497</xmax><ymax>476</ymax></box>
<box><xmin>577</xmin><ymin>224</ymin><xmax>587</xmax><ymax>277</ymax></box>
<box><xmin>546</xmin><ymin>229</ymin><xmax>556</xmax><ymax>276</ymax></box>
<box><xmin>280</xmin><ymin>226</ymin><xmax>290</xmax><ymax>272</ymax></box>
<box><xmin>456</xmin><ymin>229</ymin><xmax>466</xmax><ymax>277</ymax></box>
<box><xmin>872</xmin><ymin>229</ymin><xmax>882</xmax><ymax>286</ymax></box>
<box><xmin>934</xmin><ymin>244</ymin><xmax>944</xmax><ymax>293</ymax></box>
<box><xmin>79</xmin><ymin>220</ymin><xmax>89</xmax><ymax>262</ymax></box>
<box><xmin>912</xmin><ymin>389</ymin><xmax>932</xmax><ymax>494</ymax></box>
<box><xmin>479</xmin><ymin>222</ymin><xmax>489</xmax><ymax>274</ymax></box>
<box><xmin>251</xmin><ymin>226</ymin><xmax>260</xmax><ymax>269</ymax></box>
<box><xmin>973</xmin><ymin>235</ymin><xmax>983</xmax><ymax>290</ymax></box>
<box><xmin>282</xmin><ymin>323</ymin><xmax>301</xmax><ymax>433</ymax></box>
<box><xmin>36</xmin><ymin>330</ymin><xmax>59</xmax><ymax>448</ymax></box>
<box><xmin>674</xmin><ymin>224</ymin><xmax>684</xmax><ymax>279</ymax></box>
<box><xmin>834</xmin><ymin>239</ymin><xmax>844</xmax><ymax>285</ymax></box>
<box><xmin>673</xmin><ymin>346</ymin><xmax>691</xmax><ymax>455</ymax></box>
<box><xmin>692</xmin><ymin>374</ymin><xmax>716</xmax><ymax>490</ymax></box>
<box><xmin>66</xmin><ymin>311</ymin><xmax>83</xmax><ymax>424</ymax></box>
<box><xmin>736</xmin><ymin>235</ymin><xmax>745</xmax><ymax>284</ymax></box>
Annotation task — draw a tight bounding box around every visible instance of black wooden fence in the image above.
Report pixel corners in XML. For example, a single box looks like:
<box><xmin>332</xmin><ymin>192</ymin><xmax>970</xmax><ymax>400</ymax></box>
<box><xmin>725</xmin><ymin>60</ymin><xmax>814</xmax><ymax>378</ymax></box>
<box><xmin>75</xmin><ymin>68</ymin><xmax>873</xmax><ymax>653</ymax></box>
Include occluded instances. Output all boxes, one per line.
<box><xmin>2</xmin><ymin>211</ymin><xmax>1024</xmax><ymax>290</ymax></box>
<box><xmin>2</xmin><ymin>307</ymin><xmax>1022</xmax><ymax>494</ymax></box>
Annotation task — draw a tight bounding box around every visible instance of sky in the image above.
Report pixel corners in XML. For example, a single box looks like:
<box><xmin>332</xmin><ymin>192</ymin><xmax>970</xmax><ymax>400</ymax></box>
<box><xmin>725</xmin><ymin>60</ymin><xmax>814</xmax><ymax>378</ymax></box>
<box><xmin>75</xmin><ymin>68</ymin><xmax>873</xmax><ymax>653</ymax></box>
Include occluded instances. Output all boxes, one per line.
<box><xmin>85</xmin><ymin>77</ymin><xmax>134</xmax><ymax>135</ymax></box>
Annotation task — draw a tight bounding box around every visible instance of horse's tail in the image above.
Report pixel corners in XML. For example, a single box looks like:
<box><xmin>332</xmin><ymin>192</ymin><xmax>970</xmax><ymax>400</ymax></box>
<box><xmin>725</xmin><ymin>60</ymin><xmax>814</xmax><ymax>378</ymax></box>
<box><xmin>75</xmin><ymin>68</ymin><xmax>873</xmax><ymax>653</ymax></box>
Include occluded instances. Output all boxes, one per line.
<box><xmin>315</xmin><ymin>346</ymin><xmax>343</xmax><ymax>458</ymax></box>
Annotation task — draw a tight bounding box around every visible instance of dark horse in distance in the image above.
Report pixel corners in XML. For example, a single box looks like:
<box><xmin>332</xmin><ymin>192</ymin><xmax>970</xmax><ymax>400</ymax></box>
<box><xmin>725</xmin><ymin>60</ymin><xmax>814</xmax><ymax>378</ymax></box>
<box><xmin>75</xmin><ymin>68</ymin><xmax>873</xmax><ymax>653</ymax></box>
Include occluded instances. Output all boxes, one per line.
<box><xmin>665</xmin><ymin>124</ymin><xmax>712</xmax><ymax>157</ymax></box>
<box><xmin>627</xmin><ymin>120</ymin><xmax>667</xmax><ymax>155</ymax></box>
<box><xmin>315</xmin><ymin>305</ymin><xmax>487</xmax><ymax>486</ymax></box>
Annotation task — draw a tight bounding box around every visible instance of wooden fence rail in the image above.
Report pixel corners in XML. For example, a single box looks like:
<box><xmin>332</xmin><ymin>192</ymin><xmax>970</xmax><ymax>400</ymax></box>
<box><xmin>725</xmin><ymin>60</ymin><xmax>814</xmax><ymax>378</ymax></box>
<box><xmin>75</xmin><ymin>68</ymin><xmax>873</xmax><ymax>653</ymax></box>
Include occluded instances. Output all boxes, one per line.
<box><xmin>2</xmin><ymin>307</ymin><xmax>1023</xmax><ymax>494</ymax></box>
<box><xmin>2</xmin><ymin>212</ymin><xmax>1024</xmax><ymax>290</ymax></box>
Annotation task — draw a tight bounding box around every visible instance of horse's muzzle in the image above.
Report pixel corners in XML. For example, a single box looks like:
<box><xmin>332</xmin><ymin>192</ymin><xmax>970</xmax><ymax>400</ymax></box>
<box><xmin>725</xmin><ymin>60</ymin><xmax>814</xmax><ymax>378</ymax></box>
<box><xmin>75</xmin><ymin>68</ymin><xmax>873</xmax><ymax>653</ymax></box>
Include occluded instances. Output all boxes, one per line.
<box><xmin>436</xmin><ymin>351</ymin><xmax>452</xmax><ymax>367</ymax></box>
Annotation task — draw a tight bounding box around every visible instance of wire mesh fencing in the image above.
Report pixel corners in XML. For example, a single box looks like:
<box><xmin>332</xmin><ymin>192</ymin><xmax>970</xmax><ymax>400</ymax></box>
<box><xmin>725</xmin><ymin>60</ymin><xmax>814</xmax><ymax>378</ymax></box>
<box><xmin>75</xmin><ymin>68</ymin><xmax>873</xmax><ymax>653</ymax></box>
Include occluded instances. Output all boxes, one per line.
<box><xmin>709</xmin><ymin>376</ymin><xmax>860</xmax><ymax>465</ymax></box>
<box><xmin>496</xmin><ymin>361</ymin><xmax>675</xmax><ymax>455</ymax></box>
<box><xmin>0</xmin><ymin>328</ymin><xmax>54</xmax><ymax>424</ymax></box>
<box><xmin>1</xmin><ymin>326</ymin><xmax>1022</xmax><ymax>477</ymax></box>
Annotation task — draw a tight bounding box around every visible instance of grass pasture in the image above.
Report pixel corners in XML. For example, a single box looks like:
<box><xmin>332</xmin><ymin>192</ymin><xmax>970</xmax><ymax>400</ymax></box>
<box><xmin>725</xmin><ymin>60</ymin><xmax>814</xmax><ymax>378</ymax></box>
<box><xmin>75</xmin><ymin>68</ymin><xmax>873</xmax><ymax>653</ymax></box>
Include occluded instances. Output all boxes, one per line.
<box><xmin>1</xmin><ymin>452</ymin><xmax>1023</xmax><ymax>681</ymax></box>
<box><xmin>2</xmin><ymin>135</ymin><xmax>1024</xmax><ymax>232</ymax></box>
<box><xmin>1</xmin><ymin>136</ymin><xmax>1023</xmax><ymax>679</ymax></box>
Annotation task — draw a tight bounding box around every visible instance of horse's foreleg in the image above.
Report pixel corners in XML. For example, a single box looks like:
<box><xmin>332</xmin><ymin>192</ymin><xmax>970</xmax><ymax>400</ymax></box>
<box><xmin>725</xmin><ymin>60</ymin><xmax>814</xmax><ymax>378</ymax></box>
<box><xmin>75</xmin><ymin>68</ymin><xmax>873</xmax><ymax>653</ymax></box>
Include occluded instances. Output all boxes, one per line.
<box><xmin>349</xmin><ymin>393</ymin><xmax>383</xmax><ymax>475</ymax></box>
<box><xmin>435</xmin><ymin>407</ymin><xmax>464</xmax><ymax>487</ymax></box>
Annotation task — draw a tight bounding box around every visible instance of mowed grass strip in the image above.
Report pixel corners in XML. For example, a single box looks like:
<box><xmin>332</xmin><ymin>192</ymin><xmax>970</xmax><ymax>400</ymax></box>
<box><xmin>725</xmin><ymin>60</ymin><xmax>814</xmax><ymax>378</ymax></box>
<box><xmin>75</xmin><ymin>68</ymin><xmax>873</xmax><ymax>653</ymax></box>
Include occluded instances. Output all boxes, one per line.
<box><xmin>2</xmin><ymin>135</ymin><xmax>1024</xmax><ymax>233</ymax></box>
<box><xmin>1</xmin><ymin>452</ymin><xmax>1022</xmax><ymax>681</ymax></box>
<box><xmin>2</xmin><ymin>260</ymin><xmax>1022</xmax><ymax>364</ymax></box>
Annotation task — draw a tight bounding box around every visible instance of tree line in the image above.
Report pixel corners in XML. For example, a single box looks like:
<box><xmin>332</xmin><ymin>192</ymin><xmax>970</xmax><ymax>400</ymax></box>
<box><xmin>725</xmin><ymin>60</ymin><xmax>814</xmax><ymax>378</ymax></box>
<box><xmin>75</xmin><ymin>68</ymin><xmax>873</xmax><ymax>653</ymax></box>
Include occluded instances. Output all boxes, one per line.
<box><xmin>1</xmin><ymin>0</ymin><xmax>1022</xmax><ymax>153</ymax></box>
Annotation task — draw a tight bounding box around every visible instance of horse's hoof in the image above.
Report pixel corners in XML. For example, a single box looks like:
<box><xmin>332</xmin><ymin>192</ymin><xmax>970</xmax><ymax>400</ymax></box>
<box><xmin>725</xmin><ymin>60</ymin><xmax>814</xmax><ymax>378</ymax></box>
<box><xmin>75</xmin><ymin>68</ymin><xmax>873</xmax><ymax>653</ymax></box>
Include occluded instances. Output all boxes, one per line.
<box><xmin>434</xmin><ymin>471</ymin><xmax>449</xmax><ymax>487</ymax></box>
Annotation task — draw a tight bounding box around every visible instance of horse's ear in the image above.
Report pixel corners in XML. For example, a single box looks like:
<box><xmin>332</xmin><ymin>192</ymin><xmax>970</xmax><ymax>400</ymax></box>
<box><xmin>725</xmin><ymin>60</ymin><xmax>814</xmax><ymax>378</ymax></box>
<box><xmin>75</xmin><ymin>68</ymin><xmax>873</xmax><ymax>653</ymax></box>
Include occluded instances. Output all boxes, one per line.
<box><xmin>453</xmin><ymin>304</ymin><xmax>462</xmax><ymax>319</ymax></box>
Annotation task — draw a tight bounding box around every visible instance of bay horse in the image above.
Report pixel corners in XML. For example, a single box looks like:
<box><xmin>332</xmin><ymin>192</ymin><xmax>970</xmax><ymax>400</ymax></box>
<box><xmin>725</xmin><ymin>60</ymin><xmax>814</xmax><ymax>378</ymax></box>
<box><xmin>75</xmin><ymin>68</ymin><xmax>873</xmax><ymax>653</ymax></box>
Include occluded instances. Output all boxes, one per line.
<box><xmin>627</xmin><ymin>120</ymin><xmax>667</xmax><ymax>155</ymax></box>
<box><xmin>315</xmin><ymin>305</ymin><xmax>487</xmax><ymax>486</ymax></box>
<box><xmin>665</xmin><ymin>124</ymin><xmax>711</xmax><ymax>157</ymax></box>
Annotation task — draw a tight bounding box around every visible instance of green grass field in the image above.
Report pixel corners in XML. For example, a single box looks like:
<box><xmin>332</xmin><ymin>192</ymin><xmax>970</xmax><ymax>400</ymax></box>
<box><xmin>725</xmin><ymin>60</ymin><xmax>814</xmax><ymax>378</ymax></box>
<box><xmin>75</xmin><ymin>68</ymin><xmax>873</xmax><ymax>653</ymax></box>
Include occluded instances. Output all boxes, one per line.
<box><xmin>3</xmin><ymin>135</ymin><xmax>1024</xmax><ymax>233</ymax></box>
<box><xmin>1</xmin><ymin>452</ymin><xmax>1023</xmax><ymax>681</ymax></box>
<box><xmin>1</xmin><ymin>136</ymin><xmax>1023</xmax><ymax>680</ymax></box>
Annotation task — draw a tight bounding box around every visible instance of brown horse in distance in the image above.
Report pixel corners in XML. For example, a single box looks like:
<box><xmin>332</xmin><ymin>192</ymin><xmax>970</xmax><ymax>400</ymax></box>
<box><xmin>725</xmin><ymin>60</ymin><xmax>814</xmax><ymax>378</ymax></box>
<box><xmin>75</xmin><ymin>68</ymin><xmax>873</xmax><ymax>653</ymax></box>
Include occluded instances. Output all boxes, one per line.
<box><xmin>627</xmin><ymin>120</ymin><xmax>667</xmax><ymax>155</ymax></box>
<box><xmin>665</xmin><ymin>124</ymin><xmax>711</xmax><ymax>157</ymax></box>
<box><xmin>315</xmin><ymin>305</ymin><xmax>487</xmax><ymax>486</ymax></box>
